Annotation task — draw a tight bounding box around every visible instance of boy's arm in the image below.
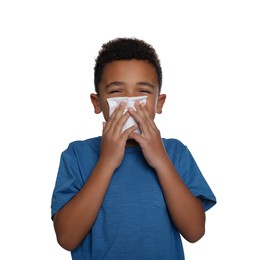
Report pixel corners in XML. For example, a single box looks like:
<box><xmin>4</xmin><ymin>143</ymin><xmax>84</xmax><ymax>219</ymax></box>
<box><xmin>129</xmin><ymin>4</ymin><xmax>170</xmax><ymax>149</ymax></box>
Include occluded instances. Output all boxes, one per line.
<box><xmin>129</xmin><ymin>103</ymin><xmax>205</xmax><ymax>243</ymax></box>
<box><xmin>53</xmin><ymin>160</ymin><xmax>114</xmax><ymax>251</ymax></box>
<box><xmin>53</xmin><ymin>103</ymin><xmax>137</xmax><ymax>251</ymax></box>
<box><xmin>153</xmin><ymin>158</ymin><xmax>205</xmax><ymax>243</ymax></box>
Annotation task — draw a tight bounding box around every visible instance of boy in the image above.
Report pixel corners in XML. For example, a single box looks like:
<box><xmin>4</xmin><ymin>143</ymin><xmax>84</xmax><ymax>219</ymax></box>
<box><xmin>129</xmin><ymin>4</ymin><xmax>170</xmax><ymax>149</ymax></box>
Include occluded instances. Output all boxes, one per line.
<box><xmin>51</xmin><ymin>38</ymin><xmax>216</xmax><ymax>260</ymax></box>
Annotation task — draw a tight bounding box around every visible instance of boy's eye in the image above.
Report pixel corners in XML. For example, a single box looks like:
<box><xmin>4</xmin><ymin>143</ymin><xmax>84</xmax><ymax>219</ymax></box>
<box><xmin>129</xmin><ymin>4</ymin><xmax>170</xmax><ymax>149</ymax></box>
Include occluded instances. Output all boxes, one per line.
<box><xmin>139</xmin><ymin>89</ymin><xmax>151</xmax><ymax>93</ymax></box>
<box><xmin>109</xmin><ymin>89</ymin><xmax>121</xmax><ymax>93</ymax></box>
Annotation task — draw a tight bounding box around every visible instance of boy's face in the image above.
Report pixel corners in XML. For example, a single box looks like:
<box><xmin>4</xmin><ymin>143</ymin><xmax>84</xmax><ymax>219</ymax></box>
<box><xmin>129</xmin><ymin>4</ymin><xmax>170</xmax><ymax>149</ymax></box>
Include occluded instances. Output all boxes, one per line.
<box><xmin>91</xmin><ymin>59</ymin><xmax>166</xmax><ymax>122</ymax></box>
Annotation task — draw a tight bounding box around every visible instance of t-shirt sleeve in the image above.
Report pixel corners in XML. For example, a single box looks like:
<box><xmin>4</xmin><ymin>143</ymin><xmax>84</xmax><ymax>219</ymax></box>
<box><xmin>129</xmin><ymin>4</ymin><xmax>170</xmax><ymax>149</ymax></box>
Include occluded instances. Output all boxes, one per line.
<box><xmin>175</xmin><ymin>144</ymin><xmax>217</xmax><ymax>211</ymax></box>
<box><xmin>51</xmin><ymin>144</ymin><xmax>83</xmax><ymax>218</ymax></box>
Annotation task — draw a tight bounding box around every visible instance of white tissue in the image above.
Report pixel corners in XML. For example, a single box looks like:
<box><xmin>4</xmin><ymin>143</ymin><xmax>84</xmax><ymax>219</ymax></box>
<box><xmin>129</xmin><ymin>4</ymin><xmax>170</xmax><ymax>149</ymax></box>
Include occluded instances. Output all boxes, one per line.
<box><xmin>107</xmin><ymin>96</ymin><xmax>147</xmax><ymax>134</ymax></box>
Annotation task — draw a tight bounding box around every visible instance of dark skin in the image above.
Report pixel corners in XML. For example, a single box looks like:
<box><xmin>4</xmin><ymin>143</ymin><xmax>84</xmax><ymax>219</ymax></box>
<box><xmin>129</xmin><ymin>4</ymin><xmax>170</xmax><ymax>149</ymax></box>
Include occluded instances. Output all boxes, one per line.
<box><xmin>53</xmin><ymin>60</ymin><xmax>205</xmax><ymax>251</ymax></box>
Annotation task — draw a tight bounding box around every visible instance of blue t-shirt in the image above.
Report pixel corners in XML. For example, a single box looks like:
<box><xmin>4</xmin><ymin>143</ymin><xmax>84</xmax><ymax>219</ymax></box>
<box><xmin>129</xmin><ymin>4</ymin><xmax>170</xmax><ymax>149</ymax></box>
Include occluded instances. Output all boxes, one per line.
<box><xmin>51</xmin><ymin>137</ymin><xmax>216</xmax><ymax>260</ymax></box>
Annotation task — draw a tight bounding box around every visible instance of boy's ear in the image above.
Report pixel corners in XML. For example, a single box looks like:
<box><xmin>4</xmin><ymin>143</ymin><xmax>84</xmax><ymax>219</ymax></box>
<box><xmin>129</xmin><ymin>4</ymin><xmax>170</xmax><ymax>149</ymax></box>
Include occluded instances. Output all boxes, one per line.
<box><xmin>90</xmin><ymin>93</ymin><xmax>102</xmax><ymax>114</ymax></box>
<box><xmin>156</xmin><ymin>94</ymin><xmax>166</xmax><ymax>114</ymax></box>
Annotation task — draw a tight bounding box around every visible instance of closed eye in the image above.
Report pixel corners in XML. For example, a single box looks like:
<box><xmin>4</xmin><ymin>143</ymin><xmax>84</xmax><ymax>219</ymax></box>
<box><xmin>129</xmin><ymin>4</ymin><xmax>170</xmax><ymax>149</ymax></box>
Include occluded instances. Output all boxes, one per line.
<box><xmin>107</xmin><ymin>88</ymin><xmax>124</xmax><ymax>94</ymax></box>
<box><xmin>139</xmin><ymin>89</ymin><xmax>152</xmax><ymax>94</ymax></box>
<box><xmin>109</xmin><ymin>90</ymin><xmax>121</xmax><ymax>93</ymax></box>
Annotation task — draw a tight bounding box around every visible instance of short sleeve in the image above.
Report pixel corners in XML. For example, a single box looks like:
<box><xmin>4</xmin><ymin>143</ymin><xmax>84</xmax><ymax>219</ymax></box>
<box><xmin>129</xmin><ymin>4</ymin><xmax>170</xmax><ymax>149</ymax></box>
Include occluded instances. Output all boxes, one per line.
<box><xmin>164</xmin><ymin>138</ymin><xmax>217</xmax><ymax>212</ymax></box>
<box><xmin>51</xmin><ymin>144</ymin><xmax>83</xmax><ymax>218</ymax></box>
<box><xmin>178</xmin><ymin>147</ymin><xmax>216</xmax><ymax>211</ymax></box>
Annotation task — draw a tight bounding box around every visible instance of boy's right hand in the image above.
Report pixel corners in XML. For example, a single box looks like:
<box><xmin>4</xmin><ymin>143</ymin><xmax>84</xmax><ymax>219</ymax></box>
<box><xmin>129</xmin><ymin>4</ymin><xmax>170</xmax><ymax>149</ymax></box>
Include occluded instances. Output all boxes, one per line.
<box><xmin>99</xmin><ymin>101</ymin><xmax>137</xmax><ymax>170</ymax></box>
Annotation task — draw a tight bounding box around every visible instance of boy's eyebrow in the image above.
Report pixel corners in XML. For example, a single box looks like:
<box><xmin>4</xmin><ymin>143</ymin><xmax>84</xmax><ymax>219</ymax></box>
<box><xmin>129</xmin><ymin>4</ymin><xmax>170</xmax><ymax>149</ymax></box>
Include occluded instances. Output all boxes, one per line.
<box><xmin>105</xmin><ymin>81</ymin><xmax>124</xmax><ymax>89</ymax></box>
<box><xmin>136</xmin><ymin>81</ymin><xmax>155</xmax><ymax>88</ymax></box>
<box><xmin>105</xmin><ymin>81</ymin><xmax>155</xmax><ymax>89</ymax></box>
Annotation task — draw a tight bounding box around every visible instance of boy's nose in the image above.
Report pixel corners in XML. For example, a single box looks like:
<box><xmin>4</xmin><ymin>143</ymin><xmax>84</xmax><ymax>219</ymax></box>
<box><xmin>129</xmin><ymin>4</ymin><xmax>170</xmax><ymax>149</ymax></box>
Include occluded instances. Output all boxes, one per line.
<box><xmin>124</xmin><ymin>91</ymin><xmax>135</xmax><ymax>98</ymax></box>
<box><xmin>124</xmin><ymin>91</ymin><xmax>143</xmax><ymax>98</ymax></box>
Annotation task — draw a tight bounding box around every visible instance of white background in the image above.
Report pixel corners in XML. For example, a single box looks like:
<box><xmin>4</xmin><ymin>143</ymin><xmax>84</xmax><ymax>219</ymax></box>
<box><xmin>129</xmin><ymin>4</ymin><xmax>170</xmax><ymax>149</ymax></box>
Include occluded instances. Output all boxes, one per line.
<box><xmin>1</xmin><ymin>1</ymin><xmax>259</xmax><ymax>259</ymax></box>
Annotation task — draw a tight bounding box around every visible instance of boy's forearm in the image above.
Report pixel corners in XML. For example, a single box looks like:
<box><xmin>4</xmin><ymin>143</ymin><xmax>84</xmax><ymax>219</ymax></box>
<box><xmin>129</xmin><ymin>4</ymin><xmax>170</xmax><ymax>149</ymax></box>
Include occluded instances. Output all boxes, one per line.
<box><xmin>53</xmin><ymin>160</ymin><xmax>115</xmax><ymax>251</ymax></box>
<box><xmin>155</xmin><ymin>156</ymin><xmax>205</xmax><ymax>243</ymax></box>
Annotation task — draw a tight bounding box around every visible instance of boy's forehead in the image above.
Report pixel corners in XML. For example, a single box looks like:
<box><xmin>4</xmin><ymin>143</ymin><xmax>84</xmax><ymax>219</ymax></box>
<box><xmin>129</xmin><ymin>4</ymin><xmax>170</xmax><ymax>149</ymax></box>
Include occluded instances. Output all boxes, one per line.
<box><xmin>96</xmin><ymin>59</ymin><xmax>160</xmax><ymax>94</ymax></box>
<box><xmin>101</xmin><ymin>60</ymin><xmax>158</xmax><ymax>81</ymax></box>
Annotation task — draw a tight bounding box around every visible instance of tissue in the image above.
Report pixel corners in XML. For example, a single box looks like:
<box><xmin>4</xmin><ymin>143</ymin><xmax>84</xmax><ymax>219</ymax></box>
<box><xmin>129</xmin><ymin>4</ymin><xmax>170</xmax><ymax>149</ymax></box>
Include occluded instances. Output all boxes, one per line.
<box><xmin>107</xmin><ymin>96</ymin><xmax>147</xmax><ymax>134</ymax></box>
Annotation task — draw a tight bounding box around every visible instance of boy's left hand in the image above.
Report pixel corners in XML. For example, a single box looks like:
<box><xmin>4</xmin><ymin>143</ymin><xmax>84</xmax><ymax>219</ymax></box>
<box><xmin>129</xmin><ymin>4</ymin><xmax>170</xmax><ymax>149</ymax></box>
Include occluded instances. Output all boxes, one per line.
<box><xmin>128</xmin><ymin>102</ymin><xmax>168</xmax><ymax>170</ymax></box>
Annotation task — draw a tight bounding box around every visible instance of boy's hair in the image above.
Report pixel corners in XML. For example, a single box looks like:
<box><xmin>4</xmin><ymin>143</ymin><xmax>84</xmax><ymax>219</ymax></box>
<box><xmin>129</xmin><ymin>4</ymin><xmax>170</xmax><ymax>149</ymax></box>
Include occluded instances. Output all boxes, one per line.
<box><xmin>94</xmin><ymin>37</ymin><xmax>162</xmax><ymax>94</ymax></box>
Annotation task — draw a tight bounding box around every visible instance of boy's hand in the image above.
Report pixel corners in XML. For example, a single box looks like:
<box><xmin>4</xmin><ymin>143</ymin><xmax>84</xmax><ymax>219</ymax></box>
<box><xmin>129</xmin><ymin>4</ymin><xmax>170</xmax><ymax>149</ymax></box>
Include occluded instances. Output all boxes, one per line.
<box><xmin>128</xmin><ymin>102</ymin><xmax>168</xmax><ymax>170</ymax></box>
<box><xmin>99</xmin><ymin>102</ymin><xmax>138</xmax><ymax>170</ymax></box>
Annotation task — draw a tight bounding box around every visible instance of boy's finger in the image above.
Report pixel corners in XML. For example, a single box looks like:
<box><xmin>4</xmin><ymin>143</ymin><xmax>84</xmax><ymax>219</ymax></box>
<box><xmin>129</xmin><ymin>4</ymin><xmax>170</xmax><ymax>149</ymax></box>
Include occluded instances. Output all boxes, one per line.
<box><xmin>107</xmin><ymin>101</ymin><xmax>127</xmax><ymax>131</ymax></box>
<box><xmin>121</xmin><ymin>124</ymin><xmax>138</xmax><ymax>138</ymax></box>
<box><xmin>113</xmin><ymin>111</ymin><xmax>132</xmax><ymax>134</ymax></box>
<box><xmin>128</xmin><ymin>105</ymin><xmax>150</xmax><ymax>131</ymax></box>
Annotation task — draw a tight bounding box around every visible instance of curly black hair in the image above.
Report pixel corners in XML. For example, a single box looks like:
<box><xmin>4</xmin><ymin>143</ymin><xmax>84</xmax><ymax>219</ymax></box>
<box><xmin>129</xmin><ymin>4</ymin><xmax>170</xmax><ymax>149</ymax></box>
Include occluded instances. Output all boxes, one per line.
<box><xmin>94</xmin><ymin>38</ymin><xmax>162</xmax><ymax>94</ymax></box>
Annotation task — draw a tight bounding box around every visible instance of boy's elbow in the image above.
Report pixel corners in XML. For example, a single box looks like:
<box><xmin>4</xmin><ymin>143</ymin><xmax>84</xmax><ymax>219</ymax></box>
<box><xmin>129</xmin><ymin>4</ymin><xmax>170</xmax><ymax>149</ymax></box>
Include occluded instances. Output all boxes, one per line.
<box><xmin>54</xmin><ymin>224</ymin><xmax>81</xmax><ymax>251</ymax></box>
<box><xmin>53</xmin><ymin>213</ymin><xmax>79</xmax><ymax>252</ymax></box>
<box><xmin>56</xmin><ymin>234</ymin><xmax>78</xmax><ymax>252</ymax></box>
<box><xmin>185</xmin><ymin>226</ymin><xmax>205</xmax><ymax>243</ymax></box>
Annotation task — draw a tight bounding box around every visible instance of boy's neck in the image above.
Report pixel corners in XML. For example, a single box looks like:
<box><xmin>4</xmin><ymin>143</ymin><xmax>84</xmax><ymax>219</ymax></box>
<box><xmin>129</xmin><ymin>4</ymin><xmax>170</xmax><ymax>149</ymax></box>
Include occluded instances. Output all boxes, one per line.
<box><xmin>126</xmin><ymin>139</ymin><xmax>139</xmax><ymax>147</ymax></box>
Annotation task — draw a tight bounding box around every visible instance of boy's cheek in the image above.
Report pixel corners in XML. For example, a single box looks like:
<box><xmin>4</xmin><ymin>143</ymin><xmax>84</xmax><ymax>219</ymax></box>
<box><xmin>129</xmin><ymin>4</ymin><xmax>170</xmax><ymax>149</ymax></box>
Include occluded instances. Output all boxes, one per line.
<box><xmin>144</xmin><ymin>103</ymin><xmax>156</xmax><ymax>117</ymax></box>
<box><xmin>101</xmin><ymin>106</ymin><xmax>110</xmax><ymax>122</ymax></box>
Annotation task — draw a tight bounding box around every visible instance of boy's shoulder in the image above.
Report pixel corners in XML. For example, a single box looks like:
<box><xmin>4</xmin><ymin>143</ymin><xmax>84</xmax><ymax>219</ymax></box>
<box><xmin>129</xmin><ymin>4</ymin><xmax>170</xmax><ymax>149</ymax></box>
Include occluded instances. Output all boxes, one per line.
<box><xmin>70</xmin><ymin>136</ymin><xmax>101</xmax><ymax>146</ymax></box>
<box><xmin>65</xmin><ymin>136</ymin><xmax>101</xmax><ymax>153</ymax></box>
<box><xmin>162</xmin><ymin>137</ymin><xmax>187</xmax><ymax>150</ymax></box>
<box><xmin>162</xmin><ymin>138</ymin><xmax>189</xmax><ymax>160</ymax></box>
